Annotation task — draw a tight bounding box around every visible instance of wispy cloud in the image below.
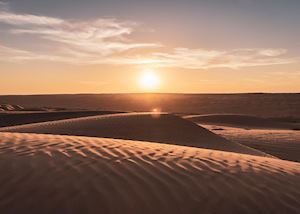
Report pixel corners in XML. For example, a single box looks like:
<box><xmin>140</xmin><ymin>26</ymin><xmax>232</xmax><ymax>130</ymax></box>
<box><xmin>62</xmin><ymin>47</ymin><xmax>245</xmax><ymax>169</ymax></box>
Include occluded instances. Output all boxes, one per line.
<box><xmin>0</xmin><ymin>45</ymin><xmax>39</xmax><ymax>61</ymax></box>
<box><xmin>0</xmin><ymin>11</ymin><xmax>63</xmax><ymax>25</ymax></box>
<box><xmin>148</xmin><ymin>48</ymin><xmax>295</xmax><ymax>69</ymax></box>
<box><xmin>0</xmin><ymin>6</ymin><xmax>297</xmax><ymax>69</ymax></box>
<box><xmin>0</xmin><ymin>45</ymin><xmax>77</xmax><ymax>63</ymax></box>
<box><xmin>0</xmin><ymin>9</ymin><xmax>160</xmax><ymax>62</ymax></box>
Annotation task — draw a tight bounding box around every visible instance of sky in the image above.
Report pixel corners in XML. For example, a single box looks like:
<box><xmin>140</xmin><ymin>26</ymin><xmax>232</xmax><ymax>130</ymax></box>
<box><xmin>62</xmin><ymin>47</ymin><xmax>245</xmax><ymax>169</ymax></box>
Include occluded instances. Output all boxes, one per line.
<box><xmin>0</xmin><ymin>0</ymin><xmax>300</xmax><ymax>94</ymax></box>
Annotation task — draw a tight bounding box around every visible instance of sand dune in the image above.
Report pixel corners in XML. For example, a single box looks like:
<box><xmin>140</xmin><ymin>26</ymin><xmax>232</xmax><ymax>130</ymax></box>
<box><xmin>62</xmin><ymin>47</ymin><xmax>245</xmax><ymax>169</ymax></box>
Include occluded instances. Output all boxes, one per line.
<box><xmin>0</xmin><ymin>111</ymin><xmax>120</xmax><ymax>128</ymax></box>
<box><xmin>0</xmin><ymin>104</ymin><xmax>24</xmax><ymax>111</ymax></box>
<box><xmin>0</xmin><ymin>112</ymin><xmax>267</xmax><ymax>157</ymax></box>
<box><xmin>185</xmin><ymin>114</ymin><xmax>300</xmax><ymax>130</ymax></box>
<box><xmin>204</xmin><ymin>125</ymin><xmax>300</xmax><ymax>163</ymax></box>
<box><xmin>0</xmin><ymin>132</ymin><xmax>299</xmax><ymax>214</ymax></box>
<box><xmin>1</xmin><ymin>93</ymin><xmax>300</xmax><ymax>118</ymax></box>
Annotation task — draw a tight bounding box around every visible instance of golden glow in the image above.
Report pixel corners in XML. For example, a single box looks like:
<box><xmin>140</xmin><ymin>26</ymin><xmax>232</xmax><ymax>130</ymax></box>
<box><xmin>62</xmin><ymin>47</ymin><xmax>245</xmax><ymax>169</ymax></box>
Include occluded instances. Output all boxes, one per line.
<box><xmin>139</xmin><ymin>70</ymin><xmax>160</xmax><ymax>90</ymax></box>
<box><xmin>1</xmin><ymin>63</ymin><xmax>300</xmax><ymax>94</ymax></box>
<box><xmin>152</xmin><ymin>108</ymin><xmax>161</xmax><ymax>112</ymax></box>
<box><xmin>151</xmin><ymin>108</ymin><xmax>162</xmax><ymax>118</ymax></box>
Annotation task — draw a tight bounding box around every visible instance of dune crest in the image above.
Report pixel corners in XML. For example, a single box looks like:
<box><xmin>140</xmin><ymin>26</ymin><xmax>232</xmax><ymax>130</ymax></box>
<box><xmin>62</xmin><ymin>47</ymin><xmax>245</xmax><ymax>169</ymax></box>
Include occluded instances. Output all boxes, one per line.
<box><xmin>0</xmin><ymin>110</ymin><xmax>120</xmax><ymax>128</ymax></box>
<box><xmin>0</xmin><ymin>104</ymin><xmax>24</xmax><ymax>111</ymax></box>
<box><xmin>185</xmin><ymin>114</ymin><xmax>300</xmax><ymax>130</ymax></box>
<box><xmin>204</xmin><ymin>124</ymin><xmax>300</xmax><ymax>163</ymax></box>
<box><xmin>0</xmin><ymin>112</ymin><xmax>266</xmax><ymax>156</ymax></box>
<box><xmin>0</xmin><ymin>132</ymin><xmax>299</xmax><ymax>214</ymax></box>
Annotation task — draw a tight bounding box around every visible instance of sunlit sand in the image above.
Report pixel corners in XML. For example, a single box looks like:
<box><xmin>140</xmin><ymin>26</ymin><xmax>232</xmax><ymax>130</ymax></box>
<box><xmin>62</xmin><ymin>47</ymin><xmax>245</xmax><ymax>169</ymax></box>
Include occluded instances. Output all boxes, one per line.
<box><xmin>0</xmin><ymin>132</ymin><xmax>299</xmax><ymax>214</ymax></box>
<box><xmin>0</xmin><ymin>98</ymin><xmax>300</xmax><ymax>213</ymax></box>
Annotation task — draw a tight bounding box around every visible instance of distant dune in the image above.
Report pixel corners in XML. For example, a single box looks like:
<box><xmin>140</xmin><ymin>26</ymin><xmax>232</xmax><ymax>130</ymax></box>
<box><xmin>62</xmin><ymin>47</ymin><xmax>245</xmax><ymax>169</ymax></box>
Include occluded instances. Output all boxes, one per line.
<box><xmin>0</xmin><ymin>104</ymin><xmax>24</xmax><ymax>111</ymax></box>
<box><xmin>1</xmin><ymin>93</ymin><xmax>299</xmax><ymax>117</ymax></box>
<box><xmin>204</xmin><ymin>125</ymin><xmax>300</xmax><ymax>163</ymax></box>
<box><xmin>0</xmin><ymin>110</ymin><xmax>121</xmax><ymax>128</ymax></box>
<box><xmin>0</xmin><ymin>112</ymin><xmax>266</xmax><ymax>157</ymax></box>
<box><xmin>185</xmin><ymin>114</ymin><xmax>300</xmax><ymax>130</ymax></box>
<box><xmin>0</xmin><ymin>132</ymin><xmax>299</xmax><ymax>214</ymax></box>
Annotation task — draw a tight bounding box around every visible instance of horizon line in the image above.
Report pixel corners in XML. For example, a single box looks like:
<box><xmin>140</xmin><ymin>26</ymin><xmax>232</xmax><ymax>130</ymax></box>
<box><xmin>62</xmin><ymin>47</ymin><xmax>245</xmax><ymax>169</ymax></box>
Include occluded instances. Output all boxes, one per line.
<box><xmin>1</xmin><ymin>92</ymin><xmax>300</xmax><ymax>96</ymax></box>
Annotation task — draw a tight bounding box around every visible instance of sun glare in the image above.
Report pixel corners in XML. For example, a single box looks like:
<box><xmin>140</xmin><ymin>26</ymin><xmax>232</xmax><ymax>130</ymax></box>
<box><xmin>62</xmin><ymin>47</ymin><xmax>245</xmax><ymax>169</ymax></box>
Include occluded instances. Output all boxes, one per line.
<box><xmin>139</xmin><ymin>70</ymin><xmax>160</xmax><ymax>90</ymax></box>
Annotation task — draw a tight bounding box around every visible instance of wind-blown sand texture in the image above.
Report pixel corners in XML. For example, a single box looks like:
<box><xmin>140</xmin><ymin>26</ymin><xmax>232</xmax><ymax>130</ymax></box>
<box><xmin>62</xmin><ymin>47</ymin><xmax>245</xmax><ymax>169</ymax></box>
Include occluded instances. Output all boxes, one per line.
<box><xmin>0</xmin><ymin>113</ymin><xmax>266</xmax><ymax>157</ymax></box>
<box><xmin>204</xmin><ymin>125</ymin><xmax>300</xmax><ymax>163</ymax></box>
<box><xmin>0</xmin><ymin>132</ymin><xmax>299</xmax><ymax>214</ymax></box>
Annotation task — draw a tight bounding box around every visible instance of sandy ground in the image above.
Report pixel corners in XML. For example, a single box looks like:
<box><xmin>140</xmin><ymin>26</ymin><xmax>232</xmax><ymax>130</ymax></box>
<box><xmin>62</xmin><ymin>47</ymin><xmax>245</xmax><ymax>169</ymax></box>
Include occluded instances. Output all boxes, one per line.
<box><xmin>1</xmin><ymin>109</ymin><xmax>300</xmax><ymax>213</ymax></box>
<box><xmin>0</xmin><ymin>112</ymin><xmax>267</xmax><ymax>157</ymax></box>
<box><xmin>183</xmin><ymin>113</ymin><xmax>300</xmax><ymax>162</ymax></box>
<box><xmin>1</xmin><ymin>93</ymin><xmax>300</xmax><ymax>117</ymax></box>
<box><xmin>0</xmin><ymin>111</ymin><xmax>120</xmax><ymax>128</ymax></box>
<box><xmin>203</xmin><ymin>124</ymin><xmax>300</xmax><ymax>163</ymax></box>
<box><xmin>185</xmin><ymin>114</ymin><xmax>300</xmax><ymax>130</ymax></box>
<box><xmin>0</xmin><ymin>132</ymin><xmax>300</xmax><ymax>214</ymax></box>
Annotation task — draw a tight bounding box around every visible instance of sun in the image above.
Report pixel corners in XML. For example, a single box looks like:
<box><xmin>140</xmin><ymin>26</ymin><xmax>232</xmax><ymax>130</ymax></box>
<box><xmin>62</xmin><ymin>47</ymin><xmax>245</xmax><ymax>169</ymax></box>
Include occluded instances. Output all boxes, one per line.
<box><xmin>139</xmin><ymin>70</ymin><xmax>160</xmax><ymax>90</ymax></box>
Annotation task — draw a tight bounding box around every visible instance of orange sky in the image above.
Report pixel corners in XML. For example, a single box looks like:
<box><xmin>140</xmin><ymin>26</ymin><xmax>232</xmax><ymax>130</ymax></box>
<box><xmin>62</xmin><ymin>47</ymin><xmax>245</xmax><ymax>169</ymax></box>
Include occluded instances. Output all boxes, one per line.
<box><xmin>0</xmin><ymin>0</ymin><xmax>300</xmax><ymax>94</ymax></box>
<box><xmin>2</xmin><ymin>61</ymin><xmax>300</xmax><ymax>94</ymax></box>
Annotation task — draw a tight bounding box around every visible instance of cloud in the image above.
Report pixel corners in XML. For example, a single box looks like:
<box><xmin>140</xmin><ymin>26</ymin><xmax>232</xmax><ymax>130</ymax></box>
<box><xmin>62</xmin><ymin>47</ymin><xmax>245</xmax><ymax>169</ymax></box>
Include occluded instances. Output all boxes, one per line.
<box><xmin>147</xmin><ymin>48</ymin><xmax>296</xmax><ymax>69</ymax></box>
<box><xmin>8</xmin><ymin>17</ymin><xmax>159</xmax><ymax>54</ymax></box>
<box><xmin>0</xmin><ymin>45</ymin><xmax>38</xmax><ymax>61</ymax></box>
<box><xmin>0</xmin><ymin>11</ymin><xmax>64</xmax><ymax>25</ymax></box>
<box><xmin>257</xmin><ymin>49</ymin><xmax>287</xmax><ymax>57</ymax></box>
<box><xmin>0</xmin><ymin>7</ymin><xmax>297</xmax><ymax>69</ymax></box>
<box><xmin>0</xmin><ymin>45</ymin><xmax>75</xmax><ymax>63</ymax></box>
<box><xmin>10</xmin><ymin>25</ymin><xmax>158</xmax><ymax>55</ymax></box>
<box><xmin>0</xmin><ymin>9</ymin><xmax>160</xmax><ymax>60</ymax></box>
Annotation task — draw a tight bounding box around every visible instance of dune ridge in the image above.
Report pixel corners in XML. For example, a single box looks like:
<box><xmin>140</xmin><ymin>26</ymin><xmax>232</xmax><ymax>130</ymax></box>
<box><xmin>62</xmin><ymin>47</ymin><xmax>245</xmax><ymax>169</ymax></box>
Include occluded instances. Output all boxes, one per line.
<box><xmin>185</xmin><ymin>114</ymin><xmax>300</xmax><ymax>130</ymax></box>
<box><xmin>204</xmin><ymin>125</ymin><xmax>300</xmax><ymax>162</ymax></box>
<box><xmin>0</xmin><ymin>110</ymin><xmax>120</xmax><ymax>128</ymax></box>
<box><xmin>0</xmin><ymin>132</ymin><xmax>299</xmax><ymax>214</ymax></box>
<box><xmin>0</xmin><ymin>112</ymin><xmax>267</xmax><ymax>157</ymax></box>
<box><xmin>0</xmin><ymin>104</ymin><xmax>24</xmax><ymax>111</ymax></box>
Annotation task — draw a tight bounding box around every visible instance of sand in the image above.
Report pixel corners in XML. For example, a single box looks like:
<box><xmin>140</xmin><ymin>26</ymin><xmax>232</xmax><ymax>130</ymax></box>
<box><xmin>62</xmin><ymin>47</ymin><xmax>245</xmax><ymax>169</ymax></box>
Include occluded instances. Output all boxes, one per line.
<box><xmin>204</xmin><ymin>124</ymin><xmax>300</xmax><ymax>163</ymax></box>
<box><xmin>0</xmin><ymin>103</ymin><xmax>299</xmax><ymax>213</ymax></box>
<box><xmin>183</xmin><ymin>114</ymin><xmax>300</xmax><ymax>162</ymax></box>
<box><xmin>185</xmin><ymin>114</ymin><xmax>300</xmax><ymax>130</ymax></box>
<box><xmin>1</xmin><ymin>93</ymin><xmax>300</xmax><ymax>118</ymax></box>
<box><xmin>0</xmin><ymin>112</ymin><xmax>267</xmax><ymax>157</ymax></box>
<box><xmin>0</xmin><ymin>132</ymin><xmax>299</xmax><ymax>214</ymax></box>
<box><xmin>0</xmin><ymin>111</ymin><xmax>120</xmax><ymax>128</ymax></box>
<box><xmin>0</xmin><ymin>104</ymin><xmax>24</xmax><ymax>111</ymax></box>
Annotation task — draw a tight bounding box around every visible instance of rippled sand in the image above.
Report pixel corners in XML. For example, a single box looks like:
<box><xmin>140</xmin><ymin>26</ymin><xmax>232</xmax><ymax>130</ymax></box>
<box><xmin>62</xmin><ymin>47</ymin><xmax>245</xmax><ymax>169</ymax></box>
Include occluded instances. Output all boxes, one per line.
<box><xmin>0</xmin><ymin>132</ymin><xmax>300</xmax><ymax>214</ymax></box>
<box><xmin>0</xmin><ymin>113</ymin><xmax>265</xmax><ymax>156</ymax></box>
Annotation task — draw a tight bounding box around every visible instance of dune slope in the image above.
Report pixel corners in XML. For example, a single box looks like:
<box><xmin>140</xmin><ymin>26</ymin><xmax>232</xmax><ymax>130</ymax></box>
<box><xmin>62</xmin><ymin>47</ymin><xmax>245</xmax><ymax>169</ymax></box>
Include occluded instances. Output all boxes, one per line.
<box><xmin>0</xmin><ymin>104</ymin><xmax>24</xmax><ymax>111</ymax></box>
<box><xmin>0</xmin><ymin>132</ymin><xmax>299</xmax><ymax>214</ymax></box>
<box><xmin>0</xmin><ymin>111</ymin><xmax>119</xmax><ymax>128</ymax></box>
<box><xmin>204</xmin><ymin>125</ymin><xmax>300</xmax><ymax>162</ymax></box>
<box><xmin>185</xmin><ymin>114</ymin><xmax>300</xmax><ymax>130</ymax></box>
<box><xmin>0</xmin><ymin>112</ymin><xmax>266</xmax><ymax>156</ymax></box>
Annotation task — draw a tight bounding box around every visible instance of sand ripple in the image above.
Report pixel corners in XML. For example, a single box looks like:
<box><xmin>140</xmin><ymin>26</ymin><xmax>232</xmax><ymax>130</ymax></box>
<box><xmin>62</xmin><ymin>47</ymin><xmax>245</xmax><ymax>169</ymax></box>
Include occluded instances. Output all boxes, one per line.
<box><xmin>0</xmin><ymin>132</ymin><xmax>300</xmax><ymax>214</ymax></box>
<box><xmin>0</xmin><ymin>112</ymin><xmax>266</xmax><ymax>156</ymax></box>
